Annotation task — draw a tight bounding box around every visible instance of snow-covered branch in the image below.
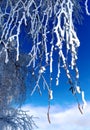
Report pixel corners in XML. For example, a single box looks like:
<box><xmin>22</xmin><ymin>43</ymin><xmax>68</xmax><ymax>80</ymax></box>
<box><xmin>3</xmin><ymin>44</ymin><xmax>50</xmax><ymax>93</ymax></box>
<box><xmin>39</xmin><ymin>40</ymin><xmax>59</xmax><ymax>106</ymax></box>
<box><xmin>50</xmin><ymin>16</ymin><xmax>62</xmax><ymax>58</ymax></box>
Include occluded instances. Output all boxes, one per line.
<box><xmin>85</xmin><ymin>0</ymin><xmax>90</xmax><ymax>16</ymax></box>
<box><xmin>0</xmin><ymin>108</ymin><xmax>37</xmax><ymax>130</ymax></box>
<box><xmin>0</xmin><ymin>0</ymin><xmax>87</xmax><ymax>116</ymax></box>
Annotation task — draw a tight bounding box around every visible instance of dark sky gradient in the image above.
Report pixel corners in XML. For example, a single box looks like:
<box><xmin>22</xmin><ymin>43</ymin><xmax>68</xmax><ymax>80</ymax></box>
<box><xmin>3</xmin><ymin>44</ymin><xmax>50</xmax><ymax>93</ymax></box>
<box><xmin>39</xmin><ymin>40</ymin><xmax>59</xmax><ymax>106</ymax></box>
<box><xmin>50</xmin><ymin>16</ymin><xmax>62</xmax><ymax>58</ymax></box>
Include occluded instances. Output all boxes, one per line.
<box><xmin>77</xmin><ymin>13</ymin><xmax>90</xmax><ymax>102</ymax></box>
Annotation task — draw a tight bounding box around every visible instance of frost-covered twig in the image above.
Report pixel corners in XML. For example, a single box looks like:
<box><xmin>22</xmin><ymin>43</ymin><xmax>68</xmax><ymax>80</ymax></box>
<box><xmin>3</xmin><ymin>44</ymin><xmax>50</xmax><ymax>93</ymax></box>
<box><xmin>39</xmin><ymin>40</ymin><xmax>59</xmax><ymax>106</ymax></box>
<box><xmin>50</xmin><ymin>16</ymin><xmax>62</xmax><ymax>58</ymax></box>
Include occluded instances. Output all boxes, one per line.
<box><xmin>0</xmin><ymin>108</ymin><xmax>37</xmax><ymax>130</ymax></box>
<box><xmin>85</xmin><ymin>0</ymin><xmax>90</xmax><ymax>16</ymax></box>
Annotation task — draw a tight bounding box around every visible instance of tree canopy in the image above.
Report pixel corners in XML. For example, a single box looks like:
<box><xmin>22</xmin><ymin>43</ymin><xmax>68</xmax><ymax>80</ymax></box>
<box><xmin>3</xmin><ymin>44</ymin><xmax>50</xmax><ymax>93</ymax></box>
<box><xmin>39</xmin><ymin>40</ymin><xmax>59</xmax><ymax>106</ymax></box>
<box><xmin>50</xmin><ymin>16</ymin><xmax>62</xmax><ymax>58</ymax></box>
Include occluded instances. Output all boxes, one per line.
<box><xmin>0</xmin><ymin>0</ymin><xmax>89</xmax><ymax>129</ymax></box>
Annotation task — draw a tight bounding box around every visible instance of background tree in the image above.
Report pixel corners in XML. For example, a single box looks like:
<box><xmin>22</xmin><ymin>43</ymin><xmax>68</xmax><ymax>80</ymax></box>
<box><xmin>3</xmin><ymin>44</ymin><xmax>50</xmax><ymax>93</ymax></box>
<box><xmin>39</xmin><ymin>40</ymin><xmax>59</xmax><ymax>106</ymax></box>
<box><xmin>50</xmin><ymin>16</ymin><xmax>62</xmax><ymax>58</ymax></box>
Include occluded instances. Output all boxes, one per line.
<box><xmin>0</xmin><ymin>0</ymin><xmax>89</xmax><ymax>129</ymax></box>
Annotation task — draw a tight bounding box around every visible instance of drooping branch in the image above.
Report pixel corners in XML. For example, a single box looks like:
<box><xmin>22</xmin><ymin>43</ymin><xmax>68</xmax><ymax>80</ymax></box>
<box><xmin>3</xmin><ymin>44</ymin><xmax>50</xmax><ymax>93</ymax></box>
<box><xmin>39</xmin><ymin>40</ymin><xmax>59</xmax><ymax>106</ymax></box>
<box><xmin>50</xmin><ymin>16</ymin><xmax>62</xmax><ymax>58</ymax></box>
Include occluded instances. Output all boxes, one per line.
<box><xmin>0</xmin><ymin>0</ymin><xmax>87</xmax><ymax>114</ymax></box>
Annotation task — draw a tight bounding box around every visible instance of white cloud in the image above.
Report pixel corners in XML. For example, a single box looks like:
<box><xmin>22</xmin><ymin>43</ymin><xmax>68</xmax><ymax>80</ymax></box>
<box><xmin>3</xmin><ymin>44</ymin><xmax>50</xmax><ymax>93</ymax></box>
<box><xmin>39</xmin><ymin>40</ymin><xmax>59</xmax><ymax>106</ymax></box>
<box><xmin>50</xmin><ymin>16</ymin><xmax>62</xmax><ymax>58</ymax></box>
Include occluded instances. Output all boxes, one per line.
<box><xmin>22</xmin><ymin>102</ymin><xmax>90</xmax><ymax>130</ymax></box>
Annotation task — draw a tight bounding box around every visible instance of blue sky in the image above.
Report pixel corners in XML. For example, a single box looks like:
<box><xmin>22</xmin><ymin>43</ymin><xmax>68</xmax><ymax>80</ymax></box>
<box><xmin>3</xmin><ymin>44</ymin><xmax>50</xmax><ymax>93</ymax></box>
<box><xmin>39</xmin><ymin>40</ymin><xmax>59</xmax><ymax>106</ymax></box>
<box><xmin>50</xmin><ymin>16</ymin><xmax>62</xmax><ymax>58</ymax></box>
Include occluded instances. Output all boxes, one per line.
<box><xmin>77</xmin><ymin>11</ymin><xmax>90</xmax><ymax>102</ymax></box>
<box><xmin>22</xmin><ymin>2</ymin><xmax>90</xmax><ymax>130</ymax></box>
